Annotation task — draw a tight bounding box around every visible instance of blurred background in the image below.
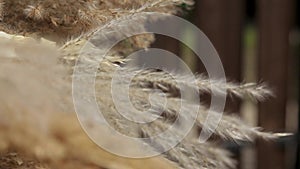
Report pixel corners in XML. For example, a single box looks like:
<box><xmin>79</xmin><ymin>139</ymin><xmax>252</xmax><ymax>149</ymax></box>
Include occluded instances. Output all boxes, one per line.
<box><xmin>151</xmin><ymin>0</ymin><xmax>299</xmax><ymax>169</ymax></box>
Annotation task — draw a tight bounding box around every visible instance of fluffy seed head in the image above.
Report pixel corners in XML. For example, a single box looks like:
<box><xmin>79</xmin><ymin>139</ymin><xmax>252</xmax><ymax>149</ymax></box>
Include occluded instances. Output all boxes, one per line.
<box><xmin>0</xmin><ymin>0</ymin><xmax>4</xmax><ymax>21</ymax></box>
<box><xmin>24</xmin><ymin>4</ymin><xmax>44</xmax><ymax>20</ymax></box>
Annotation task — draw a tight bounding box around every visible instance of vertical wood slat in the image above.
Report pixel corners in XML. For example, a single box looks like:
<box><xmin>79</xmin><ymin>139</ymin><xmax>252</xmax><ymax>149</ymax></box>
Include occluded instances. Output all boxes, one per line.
<box><xmin>194</xmin><ymin>0</ymin><xmax>244</xmax><ymax>168</ymax></box>
<box><xmin>195</xmin><ymin>0</ymin><xmax>244</xmax><ymax>81</ymax></box>
<box><xmin>151</xmin><ymin>35</ymin><xmax>180</xmax><ymax>56</ymax></box>
<box><xmin>257</xmin><ymin>0</ymin><xmax>294</xmax><ymax>169</ymax></box>
<box><xmin>194</xmin><ymin>0</ymin><xmax>244</xmax><ymax>111</ymax></box>
<box><xmin>151</xmin><ymin>35</ymin><xmax>181</xmax><ymax>68</ymax></box>
<box><xmin>195</xmin><ymin>0</ymin><xmax>228</xmax><ymax>76</ymax></box>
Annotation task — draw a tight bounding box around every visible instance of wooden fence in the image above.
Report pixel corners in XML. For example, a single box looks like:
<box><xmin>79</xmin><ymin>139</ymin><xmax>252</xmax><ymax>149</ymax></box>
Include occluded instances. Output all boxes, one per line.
<box><xmin>152</xmin><ymin>0</ymin><xmax>299</xmax><ymax>168</ymax></box>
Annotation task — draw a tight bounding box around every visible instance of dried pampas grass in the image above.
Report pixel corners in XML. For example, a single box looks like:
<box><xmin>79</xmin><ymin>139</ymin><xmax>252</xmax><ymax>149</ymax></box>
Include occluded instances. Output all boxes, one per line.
<box><xmin>0</xmin><ymin>32</ymin><xmax>177</xmax><ymax>169</ymax></box>
<box><xmin>0</xmin><ymin>0</ymin><xmax>4</xmax><ymax>21</ymax></box>
<box><xmin>0</xmin><ymin>0</ymin><xmax>192</xmax><ymax>43</ymax></box>
<box><xmin>0</xmin><ymin>0</ymin><xmax>288</xmax><ymax>169</ymax></box>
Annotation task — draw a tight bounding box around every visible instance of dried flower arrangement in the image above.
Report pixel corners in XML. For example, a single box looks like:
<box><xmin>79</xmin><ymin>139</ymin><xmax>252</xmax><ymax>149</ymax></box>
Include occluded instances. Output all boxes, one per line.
<box><xmin>0</xmin><ymin>0</ymin><xmax>288</xmax><ymax>169</ymax></box>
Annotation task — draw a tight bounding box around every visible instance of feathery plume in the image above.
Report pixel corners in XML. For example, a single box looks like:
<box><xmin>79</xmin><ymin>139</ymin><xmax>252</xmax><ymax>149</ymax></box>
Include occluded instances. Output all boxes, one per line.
<box><xmin>91</xmin><ymin>66</ymin><xmax>274</xmax><ymax>101</ymax></box>
<box><xmin>24</xmin><ymin>4</ymin><xmax>44</xmax><ymax>20</ymax></box>
<box><xmin>0</xmin><ymin>0</ymin><xmax>289</xmax><ymax>169</ymax></box>
<box><xmin>0</xmin><ymin>0</ymin><xmax>4</xmax><ymax>21</ymax></box>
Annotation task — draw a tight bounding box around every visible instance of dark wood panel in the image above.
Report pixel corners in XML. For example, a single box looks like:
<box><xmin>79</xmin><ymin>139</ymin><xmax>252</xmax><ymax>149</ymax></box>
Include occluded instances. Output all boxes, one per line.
<box><xmin>194</xmin><ymin>0</ymin><xmax>245</xmax><ymax>168</ymax></box>
<box><xmin>256</xmin><ymin>0</ymin><xmax>294</xmax><ymax>169</ymax></box>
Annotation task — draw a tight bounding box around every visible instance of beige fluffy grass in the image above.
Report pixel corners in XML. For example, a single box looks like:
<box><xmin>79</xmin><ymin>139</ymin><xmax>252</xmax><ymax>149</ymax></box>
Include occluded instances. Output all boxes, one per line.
<box><xmin>0</xmin><ymin>34</ymin><xmax>177</xmax><ymax>169</ymax></box>
<box><xmin>0</xmin><ymin>1</ymin><xmax>286</xmax><ymax>169</ymax></box>
<box><xmin>0</xmin><ymin>0</ymin><xmax>192</xmax><ymax>43</ymax></box>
